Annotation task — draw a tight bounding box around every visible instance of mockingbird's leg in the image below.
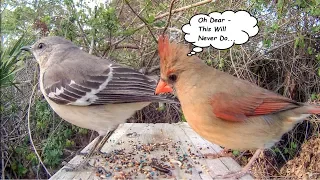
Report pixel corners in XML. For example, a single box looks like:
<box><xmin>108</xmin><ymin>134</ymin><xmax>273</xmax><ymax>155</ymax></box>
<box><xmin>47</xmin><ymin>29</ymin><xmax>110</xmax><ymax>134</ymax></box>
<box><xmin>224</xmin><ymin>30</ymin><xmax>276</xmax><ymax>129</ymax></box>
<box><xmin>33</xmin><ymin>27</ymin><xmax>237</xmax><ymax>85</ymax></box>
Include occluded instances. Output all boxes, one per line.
<box><xmin>94</xmin><ymin>130</ymin><xmax>115</xmax><ymax>155</ymax></box>
<box><xmin>63</xmin><ymin>129</ymin><xmax>116</xmax><ymax>171</ymax></box>
<box><xmin>63</xmin><ymin>135</ymin><xmax>103</xmax><ymax>171</ymax></box>
<box><xmin>76</xmin><ymin>130</ymin><xmax>115</xmax><ymax>156</ymax></box>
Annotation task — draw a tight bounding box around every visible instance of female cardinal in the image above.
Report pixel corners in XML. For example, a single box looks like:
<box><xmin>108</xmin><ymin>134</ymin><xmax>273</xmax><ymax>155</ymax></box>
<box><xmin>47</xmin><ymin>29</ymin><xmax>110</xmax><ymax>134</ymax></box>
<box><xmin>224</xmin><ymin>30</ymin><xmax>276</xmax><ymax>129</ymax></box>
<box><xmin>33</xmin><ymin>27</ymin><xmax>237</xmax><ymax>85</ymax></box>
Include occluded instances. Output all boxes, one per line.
<box><xmin>155</xmin><ymin>35</ymin><xmax>320</xmax><ymax>178</ymax></box>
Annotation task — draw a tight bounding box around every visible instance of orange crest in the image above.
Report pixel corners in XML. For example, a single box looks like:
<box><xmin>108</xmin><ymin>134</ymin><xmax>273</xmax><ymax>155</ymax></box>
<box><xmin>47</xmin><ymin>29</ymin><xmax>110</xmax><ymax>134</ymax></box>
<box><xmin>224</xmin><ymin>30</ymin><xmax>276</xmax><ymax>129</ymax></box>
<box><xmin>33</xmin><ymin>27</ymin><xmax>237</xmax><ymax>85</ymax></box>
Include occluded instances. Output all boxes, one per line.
<box><xmin>158</xmin><ymin>35</ymin><xmax>170</xmax><ymax>66</ymax></box>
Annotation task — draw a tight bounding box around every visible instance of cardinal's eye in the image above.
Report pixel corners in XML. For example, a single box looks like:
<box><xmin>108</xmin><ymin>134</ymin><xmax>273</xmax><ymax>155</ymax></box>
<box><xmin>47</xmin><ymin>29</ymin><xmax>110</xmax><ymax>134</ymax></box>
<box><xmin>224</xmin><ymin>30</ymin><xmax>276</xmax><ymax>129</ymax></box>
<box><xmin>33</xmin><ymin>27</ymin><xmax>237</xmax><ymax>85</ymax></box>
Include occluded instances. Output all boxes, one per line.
<box><xmin>168</xmin><ymin>74</ymin><xmax>177</xmax><ymax>83</ymax></box>
<box><xmin>38</xmin><ymin>43</ymin><xmax>45</xmax><ymax>49</ymax></box>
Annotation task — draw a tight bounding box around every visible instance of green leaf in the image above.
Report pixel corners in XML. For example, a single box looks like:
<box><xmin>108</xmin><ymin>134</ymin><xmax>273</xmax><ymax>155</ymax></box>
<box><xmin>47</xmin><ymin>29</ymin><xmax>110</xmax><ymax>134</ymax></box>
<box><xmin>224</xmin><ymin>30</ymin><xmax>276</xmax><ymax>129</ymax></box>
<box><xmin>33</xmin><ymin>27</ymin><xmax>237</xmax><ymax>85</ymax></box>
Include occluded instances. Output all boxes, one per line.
<box><xmin>17</xmin><ymin>164</ymin><xmax>28</xmax><ymax>176</ymax></box>
<box><xmin>316</xmin><ymin>54</ymin><xmax>320</xmax><ymax>62</ymax></box>
<box><xmin>218</xmin><ymin>58</ymin><xmax>225</xmax><ymax>69</ymax></box>
<box><xmin>310</xmin><ymin>6</ymin><xmax>320</xmax><ymax>16</ymax></box>
<box><xmin>206</xmin><ymin>59</ymin><xmax>213</xmax><ymax>66</ymax></box>
<box><xmin>1</xmin><ymin>35</ymin><xmax>32</xmax><ymax>89</ymax></box>
<box><xmin>232</xmin><ymin>150</ymin><xmax>240</xmax><ymax>156</ymax></box>
<box><xmin>181</xmin><ymin>114</ymin><xmax>187</xmax><ymax>122</ymax></box>
<box><xmin>312</xmin><ymin>25</ymin><xmax>320</xmax><ymax>33</ymax></box>
<box><xmin>157</xmin><ymin>103</ymin><xmax>166</xmax><ymax>111</ymax></box>
<box><xmin>65</xmin><ymin>139</ymin><xmax>75</xmax><ymax>147</ymax></box>
<box><xmin>276</xmin><ymin>0</ymin><xmax>285</xmax><ymax>17</ymax></box>
<box><xmin>294</xmin><ymin>0</ymin><xmax>302</xmax><ymax>6</ymax></box>
<box><xmin>26</xmin><ymin>153</ymin><xmax>38</xmax><ymax>164</ymax></box>
<box><xmin>146</xmin><ymin>14</ymin><xmax>155</xmax><ymax>24</ymax></box>
<box><xmin>11</xmin><ymin>161</ymin><xmax>17</xmax><ymax>171</ymax></box>
<box><xmin>294</xmin><ymin>35</ymin><xmax>305</xmax><ymax>49</ymax></box>
<box><xmin>119</xmin><ymin>28</ymin><xmax>137</xmax><ymax>36</ymax></box>
<box><xmin>271</xmin><ymin>23</ymin><xmax>279</xmax><ymax>32</ymax></box>
<box><xmin>263</xmin><ymin>39</ymin><xmax>271</xmax><ymax>48</ymax></box>
<box><xmin>78</xmin><ymin>128</ymin><xmax>88</xmax><ymax>135</ymax></box>
<box><xmin>307</xmin><ymin>47</ymin><xmax>313</xmax><ymax>55</ymax></box>
<box><xmin>154</xmin><ymin>20</ymin><xmax>166</xmax><ymax>28</ymax></box>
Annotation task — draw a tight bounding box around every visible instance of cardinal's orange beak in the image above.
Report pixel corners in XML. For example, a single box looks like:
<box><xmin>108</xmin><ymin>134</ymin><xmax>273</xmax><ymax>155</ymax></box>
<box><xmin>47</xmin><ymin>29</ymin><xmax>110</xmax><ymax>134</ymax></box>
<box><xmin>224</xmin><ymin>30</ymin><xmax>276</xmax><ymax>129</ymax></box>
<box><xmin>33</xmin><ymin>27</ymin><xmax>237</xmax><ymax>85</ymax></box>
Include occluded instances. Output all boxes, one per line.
<box><xmin>155</xmin><ymin>79</ymin><xmax>173</xmax><ymax>95</ymax></box>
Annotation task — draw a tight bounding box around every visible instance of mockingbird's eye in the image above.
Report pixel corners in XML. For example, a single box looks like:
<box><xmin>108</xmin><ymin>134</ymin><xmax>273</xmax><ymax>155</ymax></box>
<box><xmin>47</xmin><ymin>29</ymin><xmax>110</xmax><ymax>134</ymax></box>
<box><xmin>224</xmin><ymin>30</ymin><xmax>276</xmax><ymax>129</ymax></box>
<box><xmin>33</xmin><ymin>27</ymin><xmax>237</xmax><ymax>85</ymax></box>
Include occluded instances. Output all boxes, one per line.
<box><xmin>38</xmin><ymin>43</ymin><xmax>45</xmax><ymax>49</ymax></box>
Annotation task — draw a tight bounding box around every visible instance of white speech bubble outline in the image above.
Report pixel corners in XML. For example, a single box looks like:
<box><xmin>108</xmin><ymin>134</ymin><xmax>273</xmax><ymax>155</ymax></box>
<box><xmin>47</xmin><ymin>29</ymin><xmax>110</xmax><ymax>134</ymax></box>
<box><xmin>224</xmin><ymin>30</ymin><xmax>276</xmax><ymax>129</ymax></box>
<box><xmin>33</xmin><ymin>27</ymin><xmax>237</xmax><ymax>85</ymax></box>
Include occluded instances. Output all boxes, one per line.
<box><xmin>188</xmin><ymin>47</ymin><xmax>203</xmax><ymax>56</ymax></box>
<box><xmin>193</xmin><ymin>47</ymin><xmax>203</xmax><ymax>52</ymax></box>
<box><xmin>182</xmin><ymin>10</ymin><xmax>259</xmax><ymax>56</ymax></box>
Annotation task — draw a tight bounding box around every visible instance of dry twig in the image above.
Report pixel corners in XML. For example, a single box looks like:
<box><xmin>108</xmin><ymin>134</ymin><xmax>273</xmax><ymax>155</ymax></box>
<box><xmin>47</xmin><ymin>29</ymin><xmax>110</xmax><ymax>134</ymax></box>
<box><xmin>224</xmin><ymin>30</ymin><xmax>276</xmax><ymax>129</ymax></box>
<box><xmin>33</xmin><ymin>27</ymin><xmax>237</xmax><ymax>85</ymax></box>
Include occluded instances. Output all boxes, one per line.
<box><xmin>162</xmin><ymin>0</ymin><xmax>177</xmax><ymax>36</ymax></box>
<box><xmin>230</xmin><ymin>48</ymin><xmax>240</xmax><ymax>78</ymax></box>
<box><xmin>112</xmin><ymin>0</ymin><xmax>213</xmax><ymax>47</ymax></box>
<box><xmin>124</xmin><ymin>0</ymin><xmax>157</xmax><ymax>43</ymax></box>
<box><xmin>27</xmin><ymin>83</ymin><xmax>52</xmax><ymax>177</ymax></box>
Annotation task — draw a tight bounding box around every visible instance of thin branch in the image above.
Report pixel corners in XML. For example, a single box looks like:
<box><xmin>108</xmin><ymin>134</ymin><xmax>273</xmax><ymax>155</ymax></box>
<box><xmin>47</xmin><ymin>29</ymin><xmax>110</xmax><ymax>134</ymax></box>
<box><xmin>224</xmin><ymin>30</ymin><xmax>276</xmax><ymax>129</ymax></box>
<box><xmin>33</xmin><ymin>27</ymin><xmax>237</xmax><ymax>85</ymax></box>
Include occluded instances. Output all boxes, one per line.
<box><xmin>76</xmin><ymin>22</ymin><xmax>91</xmax><ymax>50</ymax></box>
<box><xmin>115</xmin><ymin>44</ymin><xmax>139</xmax><ymax>49</ymax></box>
<box><xmin>89</xmin><ymin>38</ymin><xmax>95</xmax><ymax>55</ymax></box>
<box><xmin>230</xmin><ymin>48</ymin><xmax>240</xmax><ymax>78</ymax></box>
<box><xmin>101</xmin><ymin>4</ymin><xmax>145</xmax><ymax>57</ymax></box>
<box><xmin>116</xmin><ymin>0</ymin><xmax>124</xmax><ymax>17</ymax></box>
<box><xmin>124</xmin><ymin>4</ymin><xmax>147</xmax><ymax>29</ymax></box>
<box><xmin>154</xmin><ymin>0</ymin><xmax>213</xmax><ymax>22</ymax></box>
<box><xmin>124</xmin><ymin>0</ymin><xmax>157</xmax><ymax>43</ymax></box>
<box><xmin>147</xmin><ymin>65</ymin><xmax>160</xmax><ymax>74</ymax></box>
<box><xmin>69</xmin><ymin>2</ymin><xmax>91</xmax><ymax>49</ymax></box>
<box><xmin>145</xmin><ymin>50</ymin><xmax>158</xmax><ymax>70</ymax></box>
<box><xmin>162</xmin><ymin>0</ymin><xmax>177</xmax><ymax>36</ymax></box>
<box><xmin>113</xmin><ymin>0</ymin><xmax>213</xmax><ymax>47</ymax></box>
<box><xmin>139</xmin><ymin>65</ymin><xmax>160</xmax><ymax>75</ymax></box>
<box><xmin>27</xmin><ymin>83</ymin><xmax>51</xmax><ymax>177</ymax></box>
<box><xmin>248</xmin><ymin>39</ymin><xmax>295</xmax><ymax>64</ymax></box>
<box><xmin>89</xmin><ymin>6</ymin><xmax>98</xmax><ymax>55</ymax></box>
<box><xmin>1</xmin><ymin>151</ymin><xmax>4</xmax><ymax>180</ymax></box>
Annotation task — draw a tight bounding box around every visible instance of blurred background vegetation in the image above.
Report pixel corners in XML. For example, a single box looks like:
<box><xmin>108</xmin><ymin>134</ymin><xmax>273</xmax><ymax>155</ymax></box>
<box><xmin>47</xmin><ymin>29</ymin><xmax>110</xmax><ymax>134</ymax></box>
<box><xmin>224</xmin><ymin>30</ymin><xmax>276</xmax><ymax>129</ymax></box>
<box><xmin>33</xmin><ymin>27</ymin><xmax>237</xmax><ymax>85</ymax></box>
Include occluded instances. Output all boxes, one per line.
<box><xmin>1</xmin><ymin>0</ymin><xmax>319</xmax><ymax>179</ymax></box>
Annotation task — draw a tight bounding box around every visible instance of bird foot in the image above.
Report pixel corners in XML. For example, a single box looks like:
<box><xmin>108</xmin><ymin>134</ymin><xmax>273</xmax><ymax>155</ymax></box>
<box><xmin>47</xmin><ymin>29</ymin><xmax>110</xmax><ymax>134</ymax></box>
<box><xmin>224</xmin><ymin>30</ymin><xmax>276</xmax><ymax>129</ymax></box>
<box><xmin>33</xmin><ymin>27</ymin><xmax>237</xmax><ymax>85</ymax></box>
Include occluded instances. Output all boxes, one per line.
<box><xmin>203</xmin><ymin>152</ymin><xmax>232</xmax><ymax>159</ymax></box>
<box><xmin>76</xmin><ymin>149</ymin><xmax>107</xmax><ymax>157</ymax></box>
<box><xmin>214</xmin><ymin>149</ymin><xmax>263</xmax><ymax>179</ymax></box>
<box><xmin>214</xmin><ymin>169</ymin><xmax>250</xmax><ymax>179</ymax></box>
<box><xmin>76</xmin><ymin>151</ymin><xmax>89</xmax><ymax>156</ymax></box>
<box><xmin>62</xmin><ymin>154</ymin><xmax>99</xmax><ymax>172</ymax></box>
<box><xmin>204</xmin><ymin>148</ymin><xmax>233</xmax><ymax>159</ymax></box>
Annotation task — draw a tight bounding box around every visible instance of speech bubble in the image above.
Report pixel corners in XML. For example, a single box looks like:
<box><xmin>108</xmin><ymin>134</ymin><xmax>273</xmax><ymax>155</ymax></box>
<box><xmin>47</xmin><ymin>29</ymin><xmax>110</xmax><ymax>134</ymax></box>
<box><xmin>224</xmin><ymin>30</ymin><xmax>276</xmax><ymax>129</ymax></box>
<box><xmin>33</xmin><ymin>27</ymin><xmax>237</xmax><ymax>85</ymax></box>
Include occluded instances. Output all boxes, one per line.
<box><xmin>182</xmin><ymin>10</ymin><xmax>259</xmax><ymax>56</ymax></box>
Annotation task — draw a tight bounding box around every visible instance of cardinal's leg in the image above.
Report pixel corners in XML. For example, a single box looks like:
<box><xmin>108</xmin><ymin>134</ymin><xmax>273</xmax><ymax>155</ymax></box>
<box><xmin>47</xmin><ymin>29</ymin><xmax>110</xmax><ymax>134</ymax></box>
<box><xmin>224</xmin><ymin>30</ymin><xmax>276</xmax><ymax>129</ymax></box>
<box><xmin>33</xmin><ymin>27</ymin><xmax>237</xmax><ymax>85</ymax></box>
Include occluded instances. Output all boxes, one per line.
<box><xmin>203</xmin><ymin>147</ymin><xmax>232</xmax><ymax>158</ymax></box>
<box><xmin>215</xmin><ymin>148</ymin><xmax>263</xmax><ymax>179</ymax></box>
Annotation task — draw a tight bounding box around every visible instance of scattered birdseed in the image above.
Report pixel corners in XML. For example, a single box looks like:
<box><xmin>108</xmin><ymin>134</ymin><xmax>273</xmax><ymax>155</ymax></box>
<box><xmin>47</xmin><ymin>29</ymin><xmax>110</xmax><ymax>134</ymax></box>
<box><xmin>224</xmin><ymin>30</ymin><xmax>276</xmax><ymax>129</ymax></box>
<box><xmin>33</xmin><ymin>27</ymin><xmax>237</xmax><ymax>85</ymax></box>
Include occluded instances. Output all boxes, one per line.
<box><xmin>169</xmin><ymin>159</ymin><xmax>182</xmax><ymax>167</ymax></box>
<box><xmin>106</xmin><ymin>171</ymin><xmax>112</xmax><ymax>177</ymax></box>
<box><xmin>126</xmin><ymin>132</ymin><xmax>138</xmax><ymax>138</ymax></box>
<box><xmin>81</xmin><ymin>134</ymin><xmax>226</xmax><ymax>179</ymax></box>
<box><xmin>150</xmin><ymin>162</ymin><xmax>171</xmax><ymax>174</ymax></box>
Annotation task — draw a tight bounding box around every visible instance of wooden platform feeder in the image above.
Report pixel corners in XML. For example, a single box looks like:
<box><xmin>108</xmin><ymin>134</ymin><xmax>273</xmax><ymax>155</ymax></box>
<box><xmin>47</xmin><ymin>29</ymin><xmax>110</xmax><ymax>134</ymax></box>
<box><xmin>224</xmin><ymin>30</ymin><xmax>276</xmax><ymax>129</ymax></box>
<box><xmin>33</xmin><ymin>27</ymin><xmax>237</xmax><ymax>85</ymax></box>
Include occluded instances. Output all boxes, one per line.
<box><xmin>50</xmin><ymin>123</ymin><xmax>253</xmax><ymax>180</ymax></box>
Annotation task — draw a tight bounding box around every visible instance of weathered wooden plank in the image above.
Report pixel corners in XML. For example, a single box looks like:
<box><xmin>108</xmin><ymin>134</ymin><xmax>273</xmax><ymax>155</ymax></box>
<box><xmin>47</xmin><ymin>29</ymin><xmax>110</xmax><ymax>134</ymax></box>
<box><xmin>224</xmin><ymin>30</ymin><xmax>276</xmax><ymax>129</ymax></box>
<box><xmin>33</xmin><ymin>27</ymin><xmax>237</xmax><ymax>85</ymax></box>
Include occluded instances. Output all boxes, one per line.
<box><xmin>175</xmin><ymin>123</ymin><xmax>226</xmax><ymax>178</ymax></box>
<box><xmin>50</xmin><ymin>124</ymin><xmax>133</xmax><ymax>180</ymax></box>
<box><xmin>49</xmin><ymin>137</ymin><xmax>99</xmax><ymax>180</ymax></box>
<box><xmin>178</xmin><ymin>123</ymin><xmax>252</xmax><ymax>180</ymax></box>
<box><xmin>50</xmin><ymin>123</ymin><xmax>253</xmax><ymax>180</ymax></box>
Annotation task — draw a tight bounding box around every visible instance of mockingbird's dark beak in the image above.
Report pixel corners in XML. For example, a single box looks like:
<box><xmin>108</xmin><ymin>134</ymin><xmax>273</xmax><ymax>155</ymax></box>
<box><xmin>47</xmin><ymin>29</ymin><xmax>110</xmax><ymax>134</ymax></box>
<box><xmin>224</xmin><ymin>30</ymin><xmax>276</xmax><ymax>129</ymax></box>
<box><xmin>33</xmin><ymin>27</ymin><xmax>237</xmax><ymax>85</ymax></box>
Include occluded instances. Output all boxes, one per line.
<box><xmin>21</xmin><ymin>46</ymin><xmax>31</xmax><ymax>51</ymax></box>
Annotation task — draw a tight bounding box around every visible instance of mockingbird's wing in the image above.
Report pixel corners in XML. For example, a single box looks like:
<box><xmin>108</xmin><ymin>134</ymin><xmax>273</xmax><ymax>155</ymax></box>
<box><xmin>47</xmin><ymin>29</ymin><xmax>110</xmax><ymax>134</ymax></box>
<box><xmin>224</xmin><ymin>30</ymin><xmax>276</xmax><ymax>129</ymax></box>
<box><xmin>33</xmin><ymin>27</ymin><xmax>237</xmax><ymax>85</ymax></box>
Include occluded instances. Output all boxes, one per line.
<box><xmin>42</xmin><ymin>49</ymin><xmax>175</xmax><ymax>106</ymax></box>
